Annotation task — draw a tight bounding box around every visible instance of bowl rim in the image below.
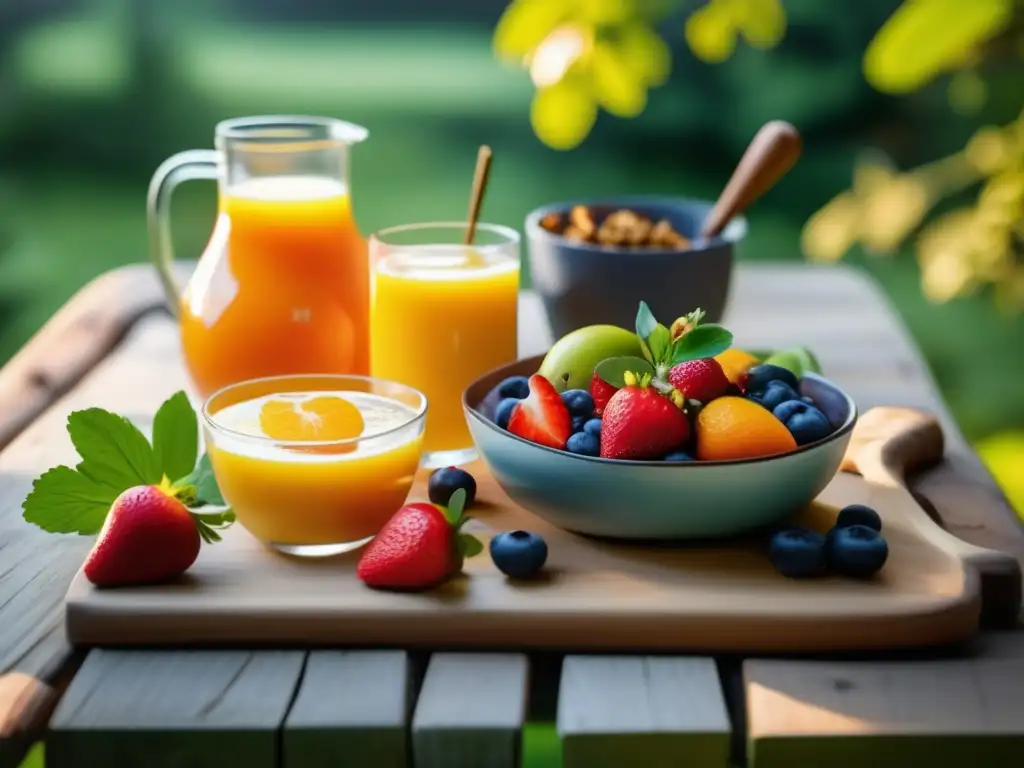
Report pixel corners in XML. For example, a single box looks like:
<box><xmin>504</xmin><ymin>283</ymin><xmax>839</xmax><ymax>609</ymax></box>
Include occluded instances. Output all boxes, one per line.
<box><xmin>464</xmin><ymin>367</ymin><xmax>857</xmax><ymax>468</ymax></box>
<box><xmin>524</xmin><ymin>195</ymin><xmax>749</xmax><ymax>255</ymax></box>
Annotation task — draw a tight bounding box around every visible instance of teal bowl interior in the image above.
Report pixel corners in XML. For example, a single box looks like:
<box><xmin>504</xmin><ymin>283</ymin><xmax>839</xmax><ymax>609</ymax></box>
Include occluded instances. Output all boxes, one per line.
<box><xmin>463</xmin><ymin>355</ymin><xmax>858</xmax><ymax>540</ymax></box>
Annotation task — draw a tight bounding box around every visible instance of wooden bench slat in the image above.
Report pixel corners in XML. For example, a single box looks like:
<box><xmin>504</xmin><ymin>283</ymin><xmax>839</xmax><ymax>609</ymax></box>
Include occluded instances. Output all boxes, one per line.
<box><xmin>745</xmin><ymin>657</ymin><xmax>1024</xmax><ymax>767</ymax></box>
<box><xmin>283</xmin><ymin>650</ymin><xmax>411</xmax><ymax>768</ymax></box>
<box><xmin>47</xmin><ymin>649</ymin><xmax>305</xmax><ymax>768</ymax></box>
<box><xmin>412</xmin><ymin>652</ymin><xmax>529</xmax><ymax>768</ymax></box>
<box><xmin>556</xmin><ymin>655</ymin><xmax>732</xmax><ymax>768</ymax></box>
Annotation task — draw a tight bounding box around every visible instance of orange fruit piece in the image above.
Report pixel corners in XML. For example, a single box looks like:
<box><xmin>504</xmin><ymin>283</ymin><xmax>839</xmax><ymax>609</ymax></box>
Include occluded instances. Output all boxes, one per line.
<box><xmin>714</xmin><ymin>348</ymin><xmax>761</xmax><ymax>385</ymax></box>
<box><xmin>259</xmin><ymin>395</ymin><xmax>364</xmax><ymax>443</ymax></box>
<box><xmin>696</xmin><ymin>396</ymin><xmax>797</xmax><ymax>461</ymax></box>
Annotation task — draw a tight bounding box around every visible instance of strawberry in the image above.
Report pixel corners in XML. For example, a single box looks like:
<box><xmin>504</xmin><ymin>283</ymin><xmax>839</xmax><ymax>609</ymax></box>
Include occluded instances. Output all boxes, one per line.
<box><xmin>600</xmin><ymin>372</ymin><xmax>690</xmax><ymax>460</ymax></box>
<box><xmin>83</xmin><ymin>485</ymin><xmax>201</xmax><ymax>587</ymax></box>
<box><xmin>667</xmin><ymin>358</ymin><xmax>729</xmax><ymax>404</ymax></box>
<box><xmin>589</xmin><ymin>370</ymin><xmax>619</xmax><ymax>416</ymax></box>
<box><xmin>357</xmin><ymin>488</ymin><xmax>482</xmax><ymax>591</ymax></box>
<box><xmin>507</xmin><ymin>374</ymin><xmax>572</xmax><ymax>449</ymax></box>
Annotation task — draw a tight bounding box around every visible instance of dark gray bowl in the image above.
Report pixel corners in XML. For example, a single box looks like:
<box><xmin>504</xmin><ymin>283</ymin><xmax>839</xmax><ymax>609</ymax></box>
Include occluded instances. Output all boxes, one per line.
<box><xmin>525</xmin><ymin>196</ymin><xmax>746</xmax><ymax>339</ymax></box>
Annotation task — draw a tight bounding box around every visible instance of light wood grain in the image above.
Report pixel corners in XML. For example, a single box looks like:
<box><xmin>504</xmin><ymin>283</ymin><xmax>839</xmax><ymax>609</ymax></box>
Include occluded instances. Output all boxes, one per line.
<box><xmin>64</xmin><ymin>401</ymin><xmax>1011</xmax><ymax>653</ymax></box>
<box><xmin>745</xmin><ymin>657</ymin><xmax>1024</xmax><ymax>767</ymax></box>
<box><xmin>412</xmin><ymin>653</ymin><xmax>529</xmax><ymax>768</ymax></box>
<box><xmin>557</xmin><ymin>655</ymin><xmax>732</xmax><ymax>768</ymax></box>
<box><xmin>1</xmin><ymin>260</ymin><xmax>1022</xmax><ymax>765</ymax></box>
<box><xmin>0</xmin><ymin>674</ymin><xmax>55</xmax><ymax>768</ymax></box>
<box><xmin>47</xmin><ymin>649</ymin><xmax>305</xmax><ymax>768</ymax></box>
<box><xmin>283</xmin><ymin>650</ymin><xmax>411</xmax><ymax>768</ymax></box>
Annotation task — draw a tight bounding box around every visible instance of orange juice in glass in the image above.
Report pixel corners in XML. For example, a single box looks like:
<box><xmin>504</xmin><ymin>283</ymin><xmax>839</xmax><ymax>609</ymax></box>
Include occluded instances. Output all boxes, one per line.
<box><xmin>203</xmin><ymin>374</ymin><xmax>426</xmax><ymax>557</ymax></box>
<box><xmin>370</xmin><ymin>223</ymin><xmax>520</xmax><ymax>467</ymax></box>
<box><xmin>148</xmin><ymin>116</ymin><xmax>372</xmax><ymax>400</ymax></box>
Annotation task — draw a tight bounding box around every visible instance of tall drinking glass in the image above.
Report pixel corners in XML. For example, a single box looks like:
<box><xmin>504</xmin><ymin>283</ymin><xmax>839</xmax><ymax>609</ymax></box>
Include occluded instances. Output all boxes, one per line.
<box><xmin>370</xmin><ymin>222</ymin><xmax>520</xmax><ymax>468</ymax></box>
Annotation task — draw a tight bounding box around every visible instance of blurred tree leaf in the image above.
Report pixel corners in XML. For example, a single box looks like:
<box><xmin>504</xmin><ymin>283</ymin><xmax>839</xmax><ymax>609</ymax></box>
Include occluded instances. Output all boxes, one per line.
<box><xmin>591</xmin><ymin>39</ymin><xmax>648</xmax><ymax>117</ymax></box>
<box><xmin>578</xmin><ymin>0</ymin><xmax>634</xmax><ymax>25</ymax></box>
<box><xmin>530</xmin><ymin>75</ymin><xmax>598</xmax><ymax>150</ymax></box>
<box><xmin>494</xmin><ymin>0</ymin><xmax>572</xmax><ymax>60</ymax></box>
<box><xmin>685</xmin><ymin>2</ymin><xmax>737</xmax><ymax>63</ymax></box>
<box><xmin>732</xmin><ymin>0</ymin><xmax>787</xmax><ymax>48</ymax></box>
<box><xmin>863</xmin><ymin>0</ymin><xmax>1015</xmax><ymax>93</ymax></box>
<box><xmin>618</xmin><ymin>21</ymin><xmax>671</xmax><ymax>86</ymax></box>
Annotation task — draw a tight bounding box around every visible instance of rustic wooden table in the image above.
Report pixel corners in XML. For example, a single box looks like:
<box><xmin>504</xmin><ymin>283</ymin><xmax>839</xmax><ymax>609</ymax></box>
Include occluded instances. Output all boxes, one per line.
<box><xmin>2</xmin><ymin>262</ymin><xmax>1023</xmax><ymax>768</ymax></box>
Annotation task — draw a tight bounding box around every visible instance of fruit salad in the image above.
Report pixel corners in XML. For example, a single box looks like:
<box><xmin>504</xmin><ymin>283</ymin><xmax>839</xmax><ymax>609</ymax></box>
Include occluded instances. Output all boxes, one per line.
<box><xmin>488</xmin><ymin>301</ymin><xmax>838</xmax><ymax>462</ymax></box>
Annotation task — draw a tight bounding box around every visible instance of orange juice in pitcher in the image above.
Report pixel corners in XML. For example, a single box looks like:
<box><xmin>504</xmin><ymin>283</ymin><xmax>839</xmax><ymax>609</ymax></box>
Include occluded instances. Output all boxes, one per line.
<box><xmin>147</xmin><ymin>117</ymin><xmax>371</xmax><ymax>399</ymax></box>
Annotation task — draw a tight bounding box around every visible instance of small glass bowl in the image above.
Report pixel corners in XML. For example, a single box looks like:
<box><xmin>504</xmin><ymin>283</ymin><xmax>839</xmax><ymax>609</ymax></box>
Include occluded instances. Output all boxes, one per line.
<box><xmin>202</xmin><ymin>374</ymin><xmax>427</xmax><ymax>557</ymax></box>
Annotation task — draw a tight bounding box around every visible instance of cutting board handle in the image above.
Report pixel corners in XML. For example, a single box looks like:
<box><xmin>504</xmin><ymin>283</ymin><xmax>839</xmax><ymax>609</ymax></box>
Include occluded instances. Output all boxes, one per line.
<box><xmin>842</xmin><ymin>406</ymin><xmax>1021</xmax><ymax>625</ymax></box>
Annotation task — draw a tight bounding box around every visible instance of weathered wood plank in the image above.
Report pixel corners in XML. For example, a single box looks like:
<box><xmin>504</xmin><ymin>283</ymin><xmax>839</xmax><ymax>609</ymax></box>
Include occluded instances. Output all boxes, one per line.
<box><xmin>283</xmin><ymin>650</ymin><xmax>411</xmax><ymax>768</ymax></box>
<box><xmin>557</xmin><ymin>655</ymin><xmax>732</xmax><ymax>768</ymax></box>
<box><xmin>745</xmin><ymin>657</ymin><xmax>1024</xmax><ymax>767</ymax></box>
<box><xmin>412</xmin><ymin>653</ymin><xmax>529</xmax><ymax>768</ymax></box>
<box><xmin>47</xmin><ymin>649</ymin><xmax>305</xmax><ymax>768</ymax></box>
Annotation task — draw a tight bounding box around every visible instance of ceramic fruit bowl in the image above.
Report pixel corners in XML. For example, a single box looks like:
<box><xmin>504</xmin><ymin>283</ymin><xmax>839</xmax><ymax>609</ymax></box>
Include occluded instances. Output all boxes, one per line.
<box><xmin>463</xmin><ymin>354</ymin><xmax>857</xmax><ymax>540</ymax></box>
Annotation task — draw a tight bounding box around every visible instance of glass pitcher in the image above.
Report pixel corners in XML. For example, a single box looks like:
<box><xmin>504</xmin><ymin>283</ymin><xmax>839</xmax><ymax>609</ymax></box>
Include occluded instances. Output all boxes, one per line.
<box><xmin>148</xmin><ymin>115</ymin><xmax>370</xmax><ymax>400</ymax></box>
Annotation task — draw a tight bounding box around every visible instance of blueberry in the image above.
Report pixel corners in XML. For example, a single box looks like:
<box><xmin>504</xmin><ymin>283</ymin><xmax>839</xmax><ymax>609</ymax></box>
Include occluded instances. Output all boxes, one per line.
<box><xmin>745</xmin><ymin>363</ymin><xmax>800</xmax><ymax>394</ymax></box>
<box><xmin>428</xmin><ymin>466</ymin><xmax>477</xmax><ymax>507</ymax></box>
<box><xmin>490</xmin><ymin>530</ymin><xmax>548</xmax><ymax>578</ymax></box>
<box><xmin>801</xmin><ymin>396</ymin><xmax>814</xmax><ymax>404</ymax></box>
<box><xmin>768</xmin><ymin>528</ymin><xmax>828</xmax><ymax>578</ymax></box>
<box><xmin>747</xmin><ymin>380</ymin><xmax>799</xmax><ymax>412</ymax></box>
<box><xmin>497</xmin><ymin>375</ymin><xmax>530</xmax><ymax>400</ymax></box>
<box><xmin>826</xmin><ymin>524</ymin><xmax>888</xmax><ymax>578</ymax></box>
<box><xmin>663</xmin><ymin>451</ymin><xmax>694</xmax><ymax>462</ymax></box>
<box><xmin>571</xmin><ymin>414</ymin><xmax>589</xmax><ymax>433</ymax></box>
<box><xmin>835</xmin><ymin>504</ymin><xmax>882</xmax><ymax>532</ymax></box>
<box><xmin>566</xmin><ymin>432</ymin><xmax>600</xmax><ymax>456</ymax></box>
<box><xmin>495</xmin><ymin>398</ymin><xmax>520</xmax><ymax>430</ymax></box>
<box><xmin>582</xmin><ymin>418</ymin><xmax>602</xmax><ymax>437</ymax></box>
<box><xmin>773</xmin><ymin>400</ymin><xmax>833</xmax><ymax>445</ymax></box>
<box><xmin>561</xmin><ymin>389</ymin><xmax>595</xmax><ymax>417</ymax></box>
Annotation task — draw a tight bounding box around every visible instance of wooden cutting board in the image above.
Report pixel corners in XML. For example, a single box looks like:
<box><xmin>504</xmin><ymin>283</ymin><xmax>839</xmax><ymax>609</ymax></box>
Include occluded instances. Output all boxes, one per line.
<box><xmin>64</xmin><ymin>407</ymin><xmax>1020</xmax><ymax>653</ymax></box>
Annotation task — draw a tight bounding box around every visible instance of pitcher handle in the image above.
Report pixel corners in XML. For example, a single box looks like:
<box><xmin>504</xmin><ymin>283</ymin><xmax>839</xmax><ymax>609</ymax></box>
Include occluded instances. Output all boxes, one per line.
<box><xmin>146</xmin><ymin>149</ymin><xmax>219</xmax><ymax>317</ymax></box>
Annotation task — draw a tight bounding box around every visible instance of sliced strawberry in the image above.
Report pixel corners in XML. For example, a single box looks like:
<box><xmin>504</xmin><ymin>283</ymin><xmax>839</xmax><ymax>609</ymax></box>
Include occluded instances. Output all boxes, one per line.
<box><xmin>508</xmin><ymin>374</ymin><xmax>572</xmax><ymax>449</ymax></box>
<box><xmin>590</xmin><ymin>371</ymin><xmax>619</xmax><ymax>417</ymax></box>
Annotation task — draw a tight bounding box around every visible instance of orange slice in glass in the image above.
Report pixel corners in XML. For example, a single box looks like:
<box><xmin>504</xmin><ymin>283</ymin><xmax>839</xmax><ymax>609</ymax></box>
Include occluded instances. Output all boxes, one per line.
<box><xmin>259</xmin><ymin>395</ymin><xmax>364</xmax><ymax>453</ymax></box>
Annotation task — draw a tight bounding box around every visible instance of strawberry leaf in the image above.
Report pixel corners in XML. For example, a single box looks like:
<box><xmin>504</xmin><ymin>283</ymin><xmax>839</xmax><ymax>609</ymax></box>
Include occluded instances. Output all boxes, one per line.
<box><xmin>647</xmin><ymin>324</ymin><xmax>671</xmax><ymax>363</ymax></box>
<box><xmin>441</xmin><ymin>488</ymin><xmax>467</xmax><ymax>526</ymax></box>
<box><xmin>192</xmin><ymin>508</ymin><xmax>235</xmax><ymax>545</ymax></box>
<box><xmin>635</xmin><ymin>300</ymin><xmax>658</xmax><ymax>340</ymax></box>
<box><xmin>153</xmin><ymin>391</ymin><xmax>199</xmax><ymax>484</ymax></box>
<box><xmin>67</xmin><ymin>408</ymin><xmax>161</xmax><ymax>491</ymax></box>
<box><xmin>22</xmin><ymin>465</ymin><xmax>118</xmax><ymax>535</ymax></box>
<box><xmin>669</xmin><ymin>324</ymin><xmax>733</xmax><ymax>364</ymax></box>
<box><xmin>595</xmin><ymin>356</ymin><xmax>655</xmax><ymax>388</ymax></box>
<box><xmin>178</xmin><ymin>454</ymin><xmax>224</xmax><ymax>507</ymax></box>
<box><xmin>458</xmin><ymin>532</ymin><xmax>484</xmax><ymax>558</ymax></box>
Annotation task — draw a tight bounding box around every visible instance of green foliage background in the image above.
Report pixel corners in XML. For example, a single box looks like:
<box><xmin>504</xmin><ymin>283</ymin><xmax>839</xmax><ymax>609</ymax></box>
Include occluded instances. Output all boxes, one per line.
<box><xmin>0</xmin><ymin>0</ymin><xmax>1021</xmax><ymax>515</ymax></box>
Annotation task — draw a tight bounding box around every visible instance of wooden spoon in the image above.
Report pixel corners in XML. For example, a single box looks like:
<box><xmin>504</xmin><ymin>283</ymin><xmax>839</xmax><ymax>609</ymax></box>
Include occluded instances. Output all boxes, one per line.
<box><xmin>700</xmin><ymin>120</ymin><xmax>802</xmax><ymax>240</ymax></box>
<box><xmin>464</xmin><ymin>145</ymin><xmax>493</xmax><ymax>245</ymax></box>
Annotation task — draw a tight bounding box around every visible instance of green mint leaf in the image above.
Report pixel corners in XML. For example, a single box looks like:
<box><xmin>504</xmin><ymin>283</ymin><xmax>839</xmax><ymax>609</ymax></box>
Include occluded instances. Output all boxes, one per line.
<box><xmin>595</xmin><ymin>356</ymin><xmax>656</xmax><ymax>388</ymax></box>
<box><xmin>179</xmin><ymin>454</ymin><xmax>225</xmax><ymax>507</ymax></box>
<box><xmin>192</xmin><ymin>508</ymin><xmax>235</xmax><ymax>544</ymax></box>
<box><xmin>635</xmin><ymin>301</ymin><xmax>658</xmax><ymax>341</ymax></box>
<box><xmin>458</xmin><ymin>532</ymin><xmax>484</xmax><ymax>558</ymax></box>
<box><xmin>764</xmin><ymin>346</ymin><xmax>822</xmax><ymax>377</ymax></box>
<box><xmin>669</xmin><ymin>324</ymin><xmax>734</xmax><ymax>365</ymax></box>
<box><xmin>67</xmin><ymin>408</ymin><xmax>161</xmax><ymax>490</ymax></box>
<box><xmin>22</xmin><ymin>465</ymin><xmax>118</xmax><ymax>535</ymax></box>
<box><xmin>647</xmin><ymin>324</ymin><xmax>671</xmax><ymax>363</ymax></box>
<box><xmin>442</xmin><ymin>488</ymin><xmax>467</xmax><ymax>526</ymax></box>
<box><xmin>153</xmin><ymin>391</ymin><xmax>199</xmax><ymax>483</ymax></box>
